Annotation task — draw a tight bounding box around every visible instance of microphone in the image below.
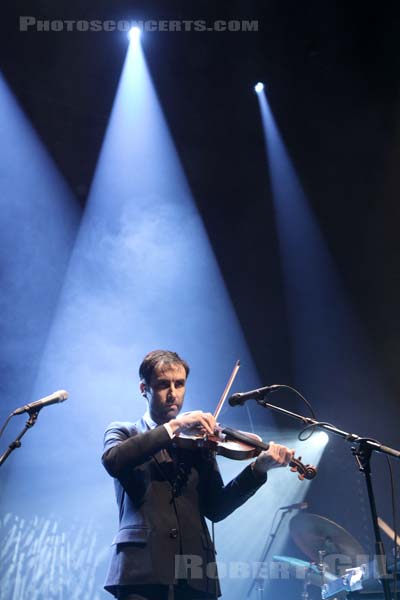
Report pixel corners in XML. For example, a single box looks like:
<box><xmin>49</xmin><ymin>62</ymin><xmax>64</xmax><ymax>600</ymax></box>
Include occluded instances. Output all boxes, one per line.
<box><xmin>279</xmin><ymin>501</ymin><xmax>309</xmax><ymax>511</ymax></box>
<box><xmin>228</xmin><ymin>385</ymin><xmax>281</xmax><ymax>407</ymax></box>
<box><xmin>13</xmin><ymin>390</ymin><xmax>69</xmax><ymax>416</ymax></box>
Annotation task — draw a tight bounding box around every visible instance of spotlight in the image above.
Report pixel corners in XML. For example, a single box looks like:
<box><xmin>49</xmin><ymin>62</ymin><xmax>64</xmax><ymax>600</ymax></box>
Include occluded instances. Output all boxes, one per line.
<box><xmin>128</xmin><ymin>26</ymin><xmax>141</xmax><ymax>42</ymax></box>
<box><xmin>254</xmin><ymin>82</ymin><xmax>264</xmax><ymax>94</ymax></box>
<box><xmin>313</xmin><ymin>431</ymin><xmax>329</xmax><ymax>447</ymax></box>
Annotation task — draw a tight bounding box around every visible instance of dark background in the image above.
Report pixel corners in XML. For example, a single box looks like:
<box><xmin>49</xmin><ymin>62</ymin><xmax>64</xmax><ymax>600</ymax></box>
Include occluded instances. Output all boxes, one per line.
<box><xmin>2</xmin><ymin>1</ymin><xmax>399</xmax><ymax>385</ymax></box>
<box><xmin>1</xmin><ymin>1</ymin><xmax>400</xmax><ymax>597</ymax></box>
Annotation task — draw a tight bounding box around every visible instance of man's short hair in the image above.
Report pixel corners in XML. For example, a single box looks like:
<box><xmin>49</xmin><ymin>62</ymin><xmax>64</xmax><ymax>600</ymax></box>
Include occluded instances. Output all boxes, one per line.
<box><xmin>139</xmin><ymin>350</ymin><xmax>190</xmax><ymax>385</ymax></box>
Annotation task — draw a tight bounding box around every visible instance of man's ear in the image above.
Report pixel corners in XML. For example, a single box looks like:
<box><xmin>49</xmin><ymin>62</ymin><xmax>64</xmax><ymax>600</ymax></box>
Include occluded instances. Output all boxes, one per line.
<box><xmin>140</xmin><ymin>381</ymin><xmax>148</xmax><ymax>398</ymax></box>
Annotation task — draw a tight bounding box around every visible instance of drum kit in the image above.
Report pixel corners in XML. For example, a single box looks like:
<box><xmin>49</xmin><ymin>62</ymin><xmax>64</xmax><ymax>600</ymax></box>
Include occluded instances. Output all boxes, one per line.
<box><xmin>271</xmin><ymin>513</ymin><xmax>398</xmax><ymax>599</ymax></box>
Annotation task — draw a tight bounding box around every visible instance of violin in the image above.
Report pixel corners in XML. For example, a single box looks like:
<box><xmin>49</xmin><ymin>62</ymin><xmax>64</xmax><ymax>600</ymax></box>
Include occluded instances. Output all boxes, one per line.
<box><xmin>174</xmin><ymin>360</ymin><xmax>317</xmax><ymax>481</ymax></box>
<box><xmin>175</xmin><ymin>426</ymin><xmax>316</xmax><ymax>480</ymax></box>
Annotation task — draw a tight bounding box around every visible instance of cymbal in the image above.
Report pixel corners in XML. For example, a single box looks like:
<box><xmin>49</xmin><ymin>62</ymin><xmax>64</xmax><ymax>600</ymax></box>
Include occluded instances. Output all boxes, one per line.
<box><xmin>290</xmin><ymin>513</ymin><xmax>365</xmax><ymax>563</ymax></box>
<box><xmin>272</xmin><ymin>555</ymin><xmax>337</xmax><ymax>586</ymax></box>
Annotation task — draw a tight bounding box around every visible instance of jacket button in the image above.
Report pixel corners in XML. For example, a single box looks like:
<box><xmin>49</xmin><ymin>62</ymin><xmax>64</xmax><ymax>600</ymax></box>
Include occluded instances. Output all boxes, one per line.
<box><xmin>170</xmin><ymin>528</ymin><xmax>178</xmax><ymax>539</ymax></box>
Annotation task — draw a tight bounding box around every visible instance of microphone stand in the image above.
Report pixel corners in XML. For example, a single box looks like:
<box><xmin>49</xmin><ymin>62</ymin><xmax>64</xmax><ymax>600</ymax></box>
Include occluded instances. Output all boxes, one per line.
<box><xmin>255</xmin><ymin>398</ymin><xmax>397</xmax><ymax>600</ymax></box>
<box><xmin>247</xmin><ymin>507</ymin><xmax>292</xmax><ymax>599</ymax></box>
<box><xmin>0</xmin><ymin>411</ymin><xmax>40</xmax><ymax>466</ymax></box>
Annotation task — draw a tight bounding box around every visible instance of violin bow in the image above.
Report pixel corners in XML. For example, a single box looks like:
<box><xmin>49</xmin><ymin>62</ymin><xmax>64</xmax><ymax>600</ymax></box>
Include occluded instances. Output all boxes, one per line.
<box><xmin>213</xmin><ymin>359</ymin><xmax>240</xmax><ymax>421</ymax></box>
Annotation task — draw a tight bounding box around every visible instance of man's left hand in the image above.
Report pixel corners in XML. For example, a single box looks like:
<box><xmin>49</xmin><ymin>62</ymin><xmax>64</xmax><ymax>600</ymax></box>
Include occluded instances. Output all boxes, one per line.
<box><xmin>253</xmin><ymin>441</ymin><xmax>295</xmax><ymax>474</ymax></box>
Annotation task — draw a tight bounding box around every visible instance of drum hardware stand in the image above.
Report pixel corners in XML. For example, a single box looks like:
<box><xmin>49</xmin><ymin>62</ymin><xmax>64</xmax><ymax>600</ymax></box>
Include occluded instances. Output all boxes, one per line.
<box><xmin>317</xmin><ymin>550</ymin><xmax>327</xmax><ymax>580</ymax></box>
<box><xmin>301</xmin><ymin>566</ymin><xmax>313</xmax><ymax>600</ymax></box>
<box><xmin>316</xmin><ymin>551</ymin><xmax>341</xmax><ymax>600</ymax></box>
<box><xmin>301</xmin><ymin>551</ymin><xmax>328</xmax><ymax>599</ymax></box>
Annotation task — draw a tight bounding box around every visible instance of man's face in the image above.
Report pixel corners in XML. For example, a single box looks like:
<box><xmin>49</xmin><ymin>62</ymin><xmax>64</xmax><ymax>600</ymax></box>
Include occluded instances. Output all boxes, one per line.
<box><xmin>141</xmin><ymin>362</ymin><xmax>186</xmax><ymax>425</ymax></box>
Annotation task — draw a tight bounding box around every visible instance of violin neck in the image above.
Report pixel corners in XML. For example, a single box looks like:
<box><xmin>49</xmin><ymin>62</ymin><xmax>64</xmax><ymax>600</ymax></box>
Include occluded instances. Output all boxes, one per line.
<box><xmin>221</xmin><ymin>426</ymin><xmax>269</xmax><ymax>452</ymax></box>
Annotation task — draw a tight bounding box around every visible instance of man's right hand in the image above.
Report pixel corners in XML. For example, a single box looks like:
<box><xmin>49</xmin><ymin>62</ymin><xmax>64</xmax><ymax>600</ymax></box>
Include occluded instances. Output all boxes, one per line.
<box><xmin>168</xmin><ymin>411</ymin><xmax>216</xmax><ymax>436</ymax></box>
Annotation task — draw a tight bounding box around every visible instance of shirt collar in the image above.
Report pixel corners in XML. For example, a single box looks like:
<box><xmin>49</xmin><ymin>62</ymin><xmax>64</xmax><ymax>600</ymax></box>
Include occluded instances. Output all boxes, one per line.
<box><xmin>143</xmin><ymin>408</ymin><xmax>158</xmax><ymax>430</ymax></box>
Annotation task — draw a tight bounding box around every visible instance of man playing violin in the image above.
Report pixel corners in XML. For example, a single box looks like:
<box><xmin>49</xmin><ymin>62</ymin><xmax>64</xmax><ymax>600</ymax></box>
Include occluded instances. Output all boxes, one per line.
<box><xmin>102</xmin><ymin>350</ymin><xmax>294</xmax><ymax>600</ymax></box>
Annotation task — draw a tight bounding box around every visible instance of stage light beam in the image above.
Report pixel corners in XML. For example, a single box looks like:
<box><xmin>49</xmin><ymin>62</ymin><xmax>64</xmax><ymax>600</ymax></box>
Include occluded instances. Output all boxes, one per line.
<box><xmin>311</xmin><ymin>430</ymin><xmax>330</xmax><ymax>448</ymax></box>
<box><xmin>128</xmin><ymin>26</ymin><xmax>141</xmax><ymax>43</ymax></box>
<box><xmin>21</xmin><ymin>27</ymin><xmax>262</xmax><ymax>600</ymax></box>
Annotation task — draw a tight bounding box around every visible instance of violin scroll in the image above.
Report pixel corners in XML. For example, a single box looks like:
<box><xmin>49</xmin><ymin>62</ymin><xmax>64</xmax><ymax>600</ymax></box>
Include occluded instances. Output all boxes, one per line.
<box><xmin>290</xmin><ymin>456</ymin><xmax>317</xmax><ymax>481</ymax></box>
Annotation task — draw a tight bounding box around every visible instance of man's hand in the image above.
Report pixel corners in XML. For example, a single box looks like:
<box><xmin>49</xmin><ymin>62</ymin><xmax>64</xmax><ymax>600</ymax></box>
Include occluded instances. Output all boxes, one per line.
<box><xmin>168</xmin><ymin>411</ymin><xmax>216</xmax><ymax>436</ymax></box>
<box><xmin>253</xmin><ymin>441</ymin><xmax>295</xmax><ymax>474</ymax></box>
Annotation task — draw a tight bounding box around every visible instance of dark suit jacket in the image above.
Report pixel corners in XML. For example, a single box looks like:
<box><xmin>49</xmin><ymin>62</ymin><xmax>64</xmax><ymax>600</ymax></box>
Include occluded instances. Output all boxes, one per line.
<box><xmin>102</xmin><ymin>417</ymin><xmax>267</xmax><ymax>597</ymax></box>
